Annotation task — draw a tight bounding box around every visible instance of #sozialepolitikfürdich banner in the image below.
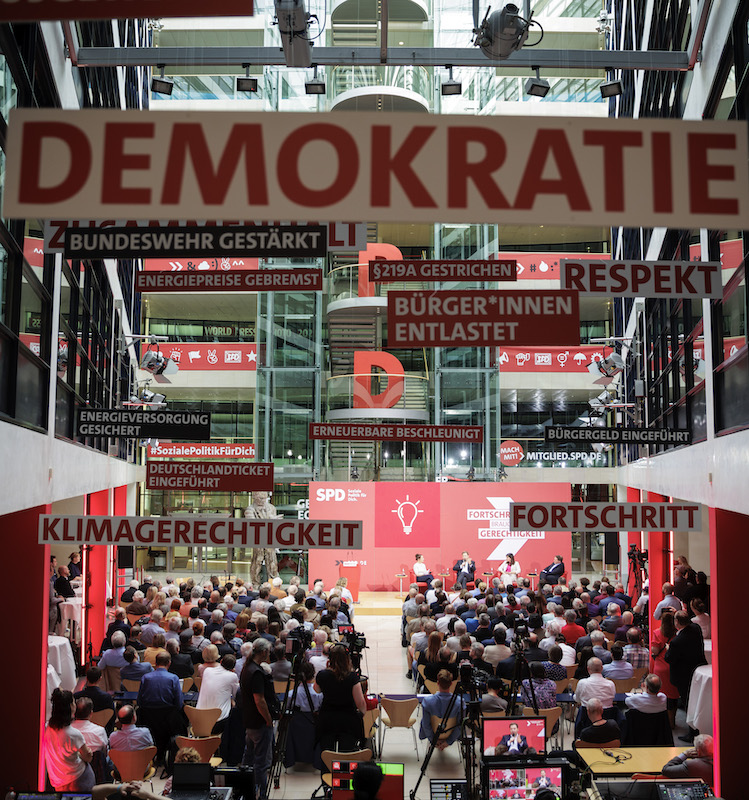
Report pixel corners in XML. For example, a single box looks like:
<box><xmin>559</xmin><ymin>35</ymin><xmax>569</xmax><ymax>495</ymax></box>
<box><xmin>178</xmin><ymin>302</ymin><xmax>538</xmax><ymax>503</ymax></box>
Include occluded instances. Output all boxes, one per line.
<box><xmin>146</xmin><ymin>461</ymin><xmax>273</xmax><ymax>492</ymax></box>
<box><xmin>369</xmin><ymin>260</ymin><xmax>517</xmax><ymax>282</ymax></box>
<box><xmin>0</xmin><ymin>0</ymin><xmax>252</xmax><ymax>22</ymax></box>
<box><xmin>309</xmin><ymin>422</ymin><xmax>484</xmax><ymax>442</ymax></box>
<box><xmin>544</xmin><ymin>425</ymin><xmax>692</xmax><ymax>445</ymax></box>
<box><xmin>135</xmin><ymin>269</ymin><xmax>322</xmax><ymax>293</ymax></box>
<box><xmin>4</xmin><ymin>110</ymin><xmax>749</xmax><ymax>230</ymax></box>
<box><xmin>39</xmin><ymin>516</ymin><xmax>363</xmax><ymax>549</ymax></box>
<box><xmin>510</xmin><ymin>502</ymin><xmax>702</xmax><ymax>532</ymax></box>
<box><xmin>387</xmin><ymin>290</ymin><xmax>580</xmax><ymax>347</ymax></box>
<box><xmin>561</xmin><ymin>259</ymin><xmax>723</xmax><ymax>298</ymax></box>
<box><xmin>148</xmin><ymin>443</ymin><xmax>256</xmax><ymax>458</ymax></box>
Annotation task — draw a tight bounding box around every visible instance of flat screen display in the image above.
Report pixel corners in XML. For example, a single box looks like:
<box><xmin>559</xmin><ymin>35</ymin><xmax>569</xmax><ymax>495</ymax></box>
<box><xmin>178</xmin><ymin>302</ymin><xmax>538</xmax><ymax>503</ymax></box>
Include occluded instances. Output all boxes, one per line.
<box><xmin>482</xmin><ymin>717</ymin><xmax>547</xmax><ymax>756</ymax></box>
<box><xmin>486</xmin><ymin>764</ymin><xmax>564</xmax><ymax>798</ymax></box>
<box><xmin>331</xmin><ymin>761</ymin><xmax>405</xmax><ymax>800</ymax></box>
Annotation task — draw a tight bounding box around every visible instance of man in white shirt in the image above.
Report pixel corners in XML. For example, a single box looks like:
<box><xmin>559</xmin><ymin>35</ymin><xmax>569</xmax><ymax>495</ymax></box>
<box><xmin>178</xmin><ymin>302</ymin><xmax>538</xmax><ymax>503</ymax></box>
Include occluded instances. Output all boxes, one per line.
<box><xmin>282</xmin><ymin>587</ymin><xmax>297</xmax><ymax>610</ymax></box>
<box><xmin>436</xmin><ymin>605</ymin><xmax>458</xmax><ymax>633</ymax></box>
<box><xmin>309</xmin><ymin>644</ymin><xmax>330</xmax><ymax>674</ymax></box>
<box><xmin>425</xmin><ymin>579</ymin><xmax>444</xmax><ymax>606</ymax></box>
<box><xmin>653</xmin><ymin>583</ymin><xmax>683</xmax><ymax>620</ymax></box>
<box><xmin>72</xmin><ymin>697</ymin><xmax>108</xmax><ymax>752</ymax></box>
<box><xmin>197</xmin><ymin>653</ymin><xmax>240</xmax><ymax>725</ymax></box>
<box><xmin>446</xmin><ymin>621</ymin><xmax>471</xmax><ymax>653</ymax></box>
<box><xmin>625</xmin><ymin>674</ymin><xmax>668</xmax><ymax>714</ymax></box>
<box><xmin>574</xmin><ymin>658</ymin><xmax>616</xmax><ymax>709</ymax></box>
<box><xmin>483</xmin><ymin>625</ymin><xmax>511</xmax><ymax>666</ymax></box>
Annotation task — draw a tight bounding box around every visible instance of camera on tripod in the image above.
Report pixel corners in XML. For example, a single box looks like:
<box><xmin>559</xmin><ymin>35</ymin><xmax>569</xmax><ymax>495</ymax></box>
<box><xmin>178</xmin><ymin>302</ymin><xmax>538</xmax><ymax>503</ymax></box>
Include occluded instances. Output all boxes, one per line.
<box><xmin>285</xmin><ymin>624</ymin><xmax>314</xmax><ymax>656</ymax></box>
<box><xmin>338</xmin><ymin>623</ymin><xmax>367</xmax><ymax>653</ymax></box>
<box><xmin>628</xmin><ymin>543</ymin><xmax>648</xmax><ymax>567</ymax></box>
<box><xmin>459</xmin><ymin>661</ymin><xmax>491</xmax><ymax>694</ymax></box>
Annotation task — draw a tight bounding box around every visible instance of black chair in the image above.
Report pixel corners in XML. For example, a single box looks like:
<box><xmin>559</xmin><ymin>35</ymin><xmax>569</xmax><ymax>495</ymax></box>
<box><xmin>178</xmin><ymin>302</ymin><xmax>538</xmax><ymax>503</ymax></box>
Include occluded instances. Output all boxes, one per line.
<box><xmin>623</xmin><ymin>708</ymin><xmax>673</xmax><ymax>746</ymax></box>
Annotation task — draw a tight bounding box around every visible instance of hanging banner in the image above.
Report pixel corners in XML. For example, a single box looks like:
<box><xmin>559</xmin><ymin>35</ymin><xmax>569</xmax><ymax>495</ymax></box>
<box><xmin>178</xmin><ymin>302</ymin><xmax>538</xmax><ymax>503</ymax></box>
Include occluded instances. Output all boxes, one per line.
<box><xmin>545</xmin><ymin>425</ymin><xmax>692</xmax><ymax>445</ymax></box>
<box><xmin>496</xmin><ymin>345</ymin><xmax>604</xmax><ymax>372</ymax></box>
<box><xmin>6</xmin><ymin>110</ymin><xmax>749</xmax><ymax>230</ymax></box>
<box><xmin>76</xmin><ymin>409</ymin><xmax>211</xmax><ymax>439</ymax></box>
<box><xmin>39</xmin><ymin>516</ymin><xmax>363</xmax><ymax>549</ymax></box>
<box><xmin>148</xmin><ymin>443</ymin><xmax>256</xmax><ymax>459</ymax></box>
<box><xmin>0</xmin><ymin>0</ymin><xmax>252</xmax><ymax>22</ymax></box>
<box><xmin>309</xmin><ymin>423</ymin><xmax>484</xmax><ymax>442</ymax></box>
<box><xmin>152</xmin><ymin>343</ymin><xmax>257</xmax><ymax>371</ymax></box>
<box><xmin>388</xmin><ymin>290</ymin><xmax>580</xmax><ymax>347</ymax></box>
<box><xmin>146</xmin><ymin>461</ymin><xmax>273</xmax><ymax>491</ymax></box>
<box><xmin>369</xmin><ymin>260</ymin><xmax>517</xmax><ymax>282</ymax></box>
<box><xmin>135</xmin><ymin>269</ymin><xmax>321</xmax><ymax>293</ymax></box>
<box><xmin>561</xmin><ymin>259</ymin><xmax>722</xmax><ymax>298</ymax></box>
<box><xmin>510</xmin><ymin>502</ymin><xmax>702</xmax><ymax>532</ymax></box>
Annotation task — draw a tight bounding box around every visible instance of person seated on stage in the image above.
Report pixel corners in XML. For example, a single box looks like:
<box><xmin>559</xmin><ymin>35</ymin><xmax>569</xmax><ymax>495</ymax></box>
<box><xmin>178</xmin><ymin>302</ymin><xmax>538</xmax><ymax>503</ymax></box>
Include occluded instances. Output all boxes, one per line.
<box><xmin>413</xmin><ymin>553</ymin><xmax>434</xmax><ymax>588</ymax></box>
<box><xmin>538</xmin><ymin>555</ymin><xmax>565</xmax><ymax>588</ymax></box>
<box><xmin>590</xmin><ymin>630</ymin><xmax>613</xmax><ymax>664</ymax></box>
<box><xmin>480</xmin><ymin>676</ymin><xmax>508</xmax><ymax>713</ymax></box>
<box><xmin>602</xmin><ymin>645</ymin><xmax>634</xmax><ymax>679</ymax></box>
<box><xmin>453</xmin><ymin>551</ymin><xmax>477</xmax><ymax>590</ymax></box>
<box><xmin>577</xmin><ymin>698</ymin><xmax>621</xmax><ymax>744</ymax></box>
<box><xmin>625</xmin><ymin>673</ymin><xmax>667</xmax><ymax>714</ymax></box>
<box><xmin>418</xmin><ymin>669</ymin><xmax>465</xmax><ymax>749</ymax></box>
<box><xmin>541</xmin><ymin>644</ymin><xmax>568</xmax><ymax>680</ymax></box>
<box><xmin>574</xmin><ymin>658</ymin><xmax>615</xmax><ymax>710</ymax></box>
<box><xmin>497</xmin><ymin>553</ymin><xmax>522</xmax><ymax>588</ymax></box>
<box><xmin>662</xmin><ymin>734</ymin><xmax>714</xmax><ymax>784</ymax></box>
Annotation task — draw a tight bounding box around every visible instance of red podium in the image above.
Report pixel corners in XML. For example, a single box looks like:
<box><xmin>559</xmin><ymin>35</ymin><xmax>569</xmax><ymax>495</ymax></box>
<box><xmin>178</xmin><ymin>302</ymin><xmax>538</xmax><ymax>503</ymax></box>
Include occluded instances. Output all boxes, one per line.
<box><xmin>339</xmin><ymin>561</ymin><xmax>362</xmax><ymax>603</ymax></box>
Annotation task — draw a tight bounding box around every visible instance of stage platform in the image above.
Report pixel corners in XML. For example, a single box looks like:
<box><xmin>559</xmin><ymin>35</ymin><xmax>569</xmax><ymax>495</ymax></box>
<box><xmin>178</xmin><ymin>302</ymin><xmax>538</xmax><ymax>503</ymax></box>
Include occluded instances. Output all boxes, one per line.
<box><xmin>355</xmin><ymin>591</ymin><xmax>403</xmax><ymax>615</ymax></box>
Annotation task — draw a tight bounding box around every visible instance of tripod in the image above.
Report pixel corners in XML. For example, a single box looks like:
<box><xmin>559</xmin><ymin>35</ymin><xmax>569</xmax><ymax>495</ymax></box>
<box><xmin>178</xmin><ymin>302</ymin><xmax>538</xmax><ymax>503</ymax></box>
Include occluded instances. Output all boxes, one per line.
<box><xmin>265</xmin><ymin>643</ymin><xmax>317</xmax><ymax>799</ymax></box>
<box><xmin>627</xmin><ymin>549</ymin><xmax>648</xmax><ymax>601</ymax></box>
<box><xmin>505</xmin><ymin>634</ymin><xmax>538</xmax><ymax>718</ymax></box>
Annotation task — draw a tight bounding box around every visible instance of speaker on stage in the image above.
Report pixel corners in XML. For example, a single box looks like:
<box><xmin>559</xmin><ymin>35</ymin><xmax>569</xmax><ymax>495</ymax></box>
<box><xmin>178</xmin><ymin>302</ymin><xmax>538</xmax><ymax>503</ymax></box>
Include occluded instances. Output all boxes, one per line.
<box><xmin>117</xmin><ymin>547</ymin><xmax>134</xmax><ymax>568</ymax></box>
<box><xmin>604</xmin><ymin>533</ymin><xmax>619</xmax><ymax>565</ymax></box>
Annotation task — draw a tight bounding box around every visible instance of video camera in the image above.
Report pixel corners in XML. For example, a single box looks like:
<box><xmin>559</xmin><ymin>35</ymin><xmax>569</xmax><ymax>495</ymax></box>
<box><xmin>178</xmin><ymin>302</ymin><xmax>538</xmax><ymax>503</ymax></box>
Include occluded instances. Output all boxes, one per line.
<box><xmin>628</xmin><ymin>543</ymin><xmax>648</xmax><ymax>566</ymax></box>
<box><xmin>286</xmin><ymin>624</ymin><xmax>314</xmax><ymax>656</ymax></box>
<box><xmin>458</xmin><ymin>661</ymin><xmax>491</xmax><ymax>694</ymax></box>
<box><xmin>337</xmin><ymin>623</ymin><xmax>366</xmax><ymax>652</ymax></box>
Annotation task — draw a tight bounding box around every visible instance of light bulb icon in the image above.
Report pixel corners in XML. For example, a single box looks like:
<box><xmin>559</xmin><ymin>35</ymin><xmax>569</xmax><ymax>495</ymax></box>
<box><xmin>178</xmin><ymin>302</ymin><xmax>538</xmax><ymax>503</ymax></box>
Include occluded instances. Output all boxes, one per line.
<box><xmin>392</xmin><ymin>495</ymin><xmax>423</xmax><ymax>535</ymax></box>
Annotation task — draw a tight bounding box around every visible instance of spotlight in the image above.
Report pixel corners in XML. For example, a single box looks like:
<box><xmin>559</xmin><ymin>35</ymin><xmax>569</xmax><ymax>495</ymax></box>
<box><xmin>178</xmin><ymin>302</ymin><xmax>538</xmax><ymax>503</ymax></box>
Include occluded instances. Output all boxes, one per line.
<box><xmin>474</xmin><ymin>1</ymin><xmax>532</xmax><ymax>60</ymax></box>
<box><xmin>588</xmin><ymin>352</ymin><xmax>624</xmax><ymax>383</ymax></box>
<box><xmin>467</xmin><ymin>466</ymin><xmax>476</xmax><ymax>481</ymax></box>
<box><xmin>140</xmin><ymin>347</ymin><xmax>179</xmax><ymax>376</ymax></box>
<box><xmin>275</xmin><ymin>0</ymin><xmax>314</xmax><ymax>67</ymax></box>
<box><xmin>141</xmin><ymin>389</ymin><xmax>166</xmax><ymax>407</ymax></box>
<box><xmin>305</xmin><ymin>64</ymin><xmax>325</xmax><ymax>95</ymax></box>
<box><xmin>600</xmin><ymin>78</ymin><xmax>623</xmax><ymax>98</ymax></box>
<box><xmin>350</xmin><ymin>466</ymin><xmax>359</xmax><ymax>480</ymax></box>
<box><xmin>237</xmin><ymin>64</ymin><xmax>258</xmax><ymax>93</ymax></box>
<box><xmin>525</xmin><ymin>66</ymin><xmax>550</xmax><ymax>98</ymax></box>
<box><xmin>441</xmin><ymin>65</ymin><xmax>462</xmax><ymax>96</ymax></box>
<box><xmin>498</xmin><ymin>465</ymin><xmax>508</xmax><ymax>481</ymax></box>
<box><xmin>151</xmin><ymin>65</ymin><xmax>174</xmax><ymax>96</ymax></box>
<box><xmin>591</xmin><ymin>442</ymin><xmax>614</xmax><ymax>454</ymax></box>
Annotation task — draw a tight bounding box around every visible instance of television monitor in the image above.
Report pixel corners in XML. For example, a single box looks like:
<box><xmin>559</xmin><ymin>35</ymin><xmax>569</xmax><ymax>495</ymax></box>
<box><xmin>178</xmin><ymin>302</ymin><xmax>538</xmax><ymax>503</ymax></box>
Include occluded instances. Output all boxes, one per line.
<box><xmin>482</xmin><ymin>716</ymin><xmax>547</xmax><ymax>757</ymax></box>
<box><xmin>484</xmin><ymin>760</ymin><xmax>567</xmax><ymax>800</ymax></box>
<box><xmin>331</xmin><ymin>761</ymin><xmax>405</xmax><ymax>800</ymax></box>
<box><xmin>430</xmin><ymin>778</ymin><xmax>468</xmax><ymax>800</ymax></box>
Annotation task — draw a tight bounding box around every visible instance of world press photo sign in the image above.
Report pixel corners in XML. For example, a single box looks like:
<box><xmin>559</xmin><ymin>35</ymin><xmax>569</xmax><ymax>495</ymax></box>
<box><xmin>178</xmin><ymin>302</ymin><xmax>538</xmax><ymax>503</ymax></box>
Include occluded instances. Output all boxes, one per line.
<box><xmin>0</xmin><ymin>0</ymin><xmax>252</xmax><ymax>22</ymax></box>
<box><xmin>39</xmin><ymin>516</ymin><xmax>363</xmax><ymax>550</ymax></box>
<box><xmin>4</xmin><ymin>110</ymin><xmax>749</xmax><ymax>230</ymax></box>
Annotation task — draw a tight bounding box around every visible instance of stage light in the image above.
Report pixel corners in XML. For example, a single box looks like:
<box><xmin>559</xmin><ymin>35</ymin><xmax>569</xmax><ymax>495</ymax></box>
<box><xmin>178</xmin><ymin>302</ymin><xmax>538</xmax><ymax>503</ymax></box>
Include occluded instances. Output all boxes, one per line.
<box><xmin>441</xmin><ymin>66</ymin><xmax>462</xmax><ymax>96</ymax></box>
<box><xmin>474</xmin><ymin>1</ymin><xmax>535</xmax><ymax>60</ymax></box>
<box><xmin>275</xmin><ymin>0</ymin><xmax>314</xmax><ymax>67</ymax></box>
<box><xmin>151</xmin><ymin>65</ymin><xmax>174</xmax><ymax>95</ymax></box>
<box><xmin>141</xmin><ymin>389</ymin><xmax>166</xmax><ymax>408</ymax></box>
<box><xmin>525</xmin><ymin>67</ymin><xmax>550</xmax><ymax>97</ymax></box>
<box><xmin>600</xmin><ymin>78</ymin><xmax>623</xmax><ymax>98</ymax></box>
<box><xmin>588</xmin><ymin>351</ymin><xmax>624</xmax><ymax>384</ymax></box>
<box><xmin>498</xmin><ymin>465</ymin><xmax>508</xmax><ymax>481</ymax></box>
<box><xmin>467</xmin><ymin>466</ymin><xmax>476</xmax><ymax>481</ymax></box>
<box><xmin>140</xmin><ymin>347</ymin><xmax>179</xmax><ymax>376</ymax></box>
<box><xmin>305</xmin><ymin>65</ymin><xmax>326</xmax><ymax>95</ymax></box>
<box><xmin>237</xmin><ymin>64</ymin><xmax>258</xmax><ymax>93</ymax></box>
<box><xmin>350</xmin><ymin>466</ymin><xmax>359</xmax><ymax>480</ymax></box>
<box><xmin>592</xmin><ymin>442</ymin><xmax>614</xmax><ymax>453</ymax></box>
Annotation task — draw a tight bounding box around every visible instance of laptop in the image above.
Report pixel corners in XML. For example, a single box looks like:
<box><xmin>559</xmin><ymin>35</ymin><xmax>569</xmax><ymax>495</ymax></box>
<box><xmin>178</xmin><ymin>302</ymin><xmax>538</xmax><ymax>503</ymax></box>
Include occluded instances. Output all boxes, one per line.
<box><xmin>171</xmin><ymin>763</ymin><xmax>232</xmax><ymax>800</ymax></box>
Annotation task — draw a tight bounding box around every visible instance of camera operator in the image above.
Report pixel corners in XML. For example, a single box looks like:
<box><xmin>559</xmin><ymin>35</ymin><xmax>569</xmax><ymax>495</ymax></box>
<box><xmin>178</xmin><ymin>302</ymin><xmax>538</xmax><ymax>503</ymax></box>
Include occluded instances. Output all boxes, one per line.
<box><xmin>314</xmin><ymin>643</ymin><xmax>367</xmax><ymax>751</ymax></box>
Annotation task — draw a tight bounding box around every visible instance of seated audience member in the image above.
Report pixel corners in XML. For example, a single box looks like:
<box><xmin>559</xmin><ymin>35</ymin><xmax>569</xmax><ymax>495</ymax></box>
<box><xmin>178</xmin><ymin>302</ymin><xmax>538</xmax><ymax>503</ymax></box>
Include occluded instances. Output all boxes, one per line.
<box><xmin>98</xmin><ymin>630</ymin><xmax>128</xmax><ymax>669</ymax></box>
<box><xmin>55</xmin><ymin>565</ymin><xmax>77</xmax><ymax>598</ymax></box>
<box><xmin>120</xmin><ymin>580</ymin><xmax>140</xmax><ymax>604</ymax></box>
<box><xmin>446</xmin><ymin>621</ymin><xmax>470</xmax><ymax>653</ymax></box>
<box><xmin>625</xmin><ymin>673</ymin><xmax>667</xmax><ymax>714</ymax></box>
<box><xmin>103</xmin><ymin>608</ymin><xmax>130</xmax><ymax>650</ymax></box>
<box><xmin>662</xmin><ymin>734</ymin><xmax>714</xmax><ymax>784</ymax></box>
<box><xmin>424</xmin><ymin>646</ymin><xmax>458</xmax><ymax>681</ymax></box>
<box><xmin>574</xmin><ymin>658</ymin><xmax>615</xmax><ymax>710</ymax></box>
<box><xmin>235</xmin><ymin>641</ymin><xmax>253</xmax><ymax>675</ymax></box>
<box><xmin>561</xmin><ymin>609</ymin><xmax>586</xmax><ymax>645</ymax></box>
<box><xmin>75</xmin><ymin>667</ymin><xmax>115</xmax><ymax>714</ymax></box>
<box><xmin>436</xmin><ymin>604</ymin><xmax>458</xmax><ymax>633</ymax></box>
<box><xmin>521</xmin><ymin>661</ymin><xmax>558</xmax><ymax>710</ymax></box>
<box><xmin>125</xmin><ymin>590</ymin><xmax>150</xmax><ymax>618</ymax></box>
<box><xmin>72</xmin><ymin>697</ymin><xmax>108</xmax><ymax>753</ymax></box>
<box><xmin>653</xmin><ymin>583</ymin><xmax>683</xmax><ymax>619</ymax></box>
<box><xmin>198</xmin><ymin>643</ymin><xmax>221</xmax><ymax>677</ymax></box>
<box><xmin>419</xmin><ymin>669</ymin><xmax>465</xmax><ymax>748</ymax></box>
<box><xmin>480</xmin><ymin>677</ymin><xmax>508</xmax><ymax>713</ymax></box>
<box><xmin>690</xmin><ymin>599</ymin><xmax>711</xmax><ymax>640</ymax></box>
<box><xmin>541</xmin><ymin>645</ymin><xmax>568</xmax><ymax>681</ymax></box>
<box><xmin>540</xmin><ymin>620</ymin><xmax>562</xmax><ymax>651</ymax></box>
<box><xmin>600</xmin><ymin>603</ymin><xmax>623</xmax><ymax>633</ymax></box>
<box><xmin>109</xmin><ymin>705</ymin><xmax>154</xmax><ymax>750</ymax></box>
<box><xmin>143</xmin><ymin>633</ymin><xmax>168</xmax><ymax>667</ymax></box>
<box><xmin>137</xmin><ymin>652</ymin><xmax>185</xmax><ymax>764</ymax></box>
<box><xmin>127</xmin><ymin>625</ymin><xmax>146</xmax><ymax>652</ymax></box>
<box><xmin>623</xmin><ymin>627</ymin><xmax>650</xmax><ymax>668</ymax></box>
<box><xmin>484</xmin><ymin>626</ymin><xmax>511</xmax><ymax>667</ymax></box>
<box><xmin>590</xmin><ymin>631</ymin><xmax>613</xmax><ymax>664</ymax></box>
<box><xmin>43</xmin><ymin>689</ymin><xmax>95</xmax><ymax>792</ymax></box>
<box><xmin>162</xmin><ymin>746</ymin><xmax>202</xmax><ymax>795</ymax></box>
<box><xmin>471</xmin><ymin>642</ymin><xmax>495</xmax><ymax>676</ymax></box>
<box><xmin>139</xmin><ymin>609</ymin><xmax>164</xmax><ymax>645</ymax></box>
<box><xmin>288</xmin><ymin>661</ymin><xmax>323</xmax><ymax>711</ymax></box>
<box><xmin>163</xmin><ymin>616</ymin><xmax>182</xmax><ymax>644</ymax></box>
<box><xmin>166</xmin><ymin>638</ymin><xmax>194</xmax><ymax>679</ymax></box>
<box><xmin>197</xmin><ymin>653</ymin><xmax>239</xmax><ymax>732</ymax></box>
<box><xmin>577</xmin><ymin>698</ymin><xmax>621</xmax><ymax>744</ymax></box>
<box><xmin>271</xmin><ymin>644</ymin><xmax>292</xmax><ymax>682</ymax></box>
<box><xmin>602</xmin><ymin>645</ymin><xmax>634</xmax><ymax>679</ymax></box>
<box><xmin>120</xmin><ymin>646</ymin><xmax>152</xmax><ymax>685</ymax></box>
<box><xmin>614</xmin><ymin>611</ymin><xmax>635</xmax><ymax>642</ymax></box>
<box><xmin>191</xmin><ymin>620</ymin><xmax>210</xmax><ymax>651</ymax></box>
<box><xmin>575</xmin><ymin>619</ymin><xmax>600</xmax><ymax>653</ymax></box>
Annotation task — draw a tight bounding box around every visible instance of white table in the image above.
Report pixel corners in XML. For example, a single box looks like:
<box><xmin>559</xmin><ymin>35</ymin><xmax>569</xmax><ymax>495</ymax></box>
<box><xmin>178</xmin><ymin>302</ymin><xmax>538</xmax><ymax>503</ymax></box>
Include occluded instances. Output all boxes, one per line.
<box><xmin>686</xmin><ymin>664</ymin><xmax>712</xmax><ymax>734</ymax></box>
<box><xmin>703</xmin><ymin>640</ymin><xmax>712</xmax><ymax>664</ymax></box>
<box><xmin>60</xmin><ymin>596</ymin><xmax>82</xmax><ymax>625</ymax></box>
<box><xmin>47</xmin><ymin>634</ymin><xmax>77</xmax><ymax>691</ymax></box>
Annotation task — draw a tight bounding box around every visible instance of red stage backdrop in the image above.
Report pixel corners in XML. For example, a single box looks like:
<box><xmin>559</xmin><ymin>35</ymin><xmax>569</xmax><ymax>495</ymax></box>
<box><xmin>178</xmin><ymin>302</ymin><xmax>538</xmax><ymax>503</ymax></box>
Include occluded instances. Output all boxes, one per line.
<box><xmin>307</xmin><ymin>481</ymin><xmax>571</xmax><ymax>591</ymax></box>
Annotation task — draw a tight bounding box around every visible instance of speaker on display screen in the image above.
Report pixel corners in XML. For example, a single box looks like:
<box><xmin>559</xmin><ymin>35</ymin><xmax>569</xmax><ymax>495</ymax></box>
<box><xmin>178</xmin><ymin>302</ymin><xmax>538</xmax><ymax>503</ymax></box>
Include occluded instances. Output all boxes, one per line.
<box><xmin>117</xmin><ymin>547</ymin><xmax>134</xmax><ymax>568</ymax></box>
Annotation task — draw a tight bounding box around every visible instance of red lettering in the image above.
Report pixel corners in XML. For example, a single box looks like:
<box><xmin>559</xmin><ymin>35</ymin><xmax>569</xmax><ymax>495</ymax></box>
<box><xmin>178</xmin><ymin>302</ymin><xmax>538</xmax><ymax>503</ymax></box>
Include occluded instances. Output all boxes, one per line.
<box><xmin>370</xmin><ymin>125</ymin><xmax>437</xmax><ymax>208</ymax></box>
<box><xmin>317</xmin><ymin>523</ymin><xmax>332</xmax><ymax>547</ymax></box>
<box><xmin>174</xmin><ymin>520</ymin><xmax>191</xmax><ymax>544</ymax></box>
<box><xmin>161</xmin><ymin>123</ymin><xmax>268</xmax><ymax>205</ymax></box>
<box><xmin>514</xmin><ymin>130</ymin><xmax>591</xmax><ymax>211</ymax></box>
<box><xmin>19</xmin><ymin>122</ymin><xmax>91</xmax><ymax>204</ymax></box>
<box><xmin>584</xmin><ymin>130</ymin><xmax>642</xmax><ymax>212</ymax></box>
<box><xmin>102</xmin><ymin>122</ymin><xmax>153</xmax><ymax>204</ymax></box>
<box><xmin>563</xmin><ymin>261</ymin><xmax>586</xmax><ymax>291</ymax></box>
<box><xmin>447</xmin><ymin>127</ymin><xmax>509</xmax><ymax>209</ymax></box>
<box><xmin>640</xmin><ymin>505</ymin><xmax>656</xmax><ymax>529</ymax></box>
<box><xmin>688</xmin><ymin>133</ymin><xmax>738</xmax><ymax>215</ymax></box>
<box><xmin>277</xmin><ymin>124</ymin><xmax>358</xmax><ymax>206</ymax></box>
<box><xmin>652</xmin><ymin>132</ymin><xmax>673</xmax><ymax>212</ymax></box>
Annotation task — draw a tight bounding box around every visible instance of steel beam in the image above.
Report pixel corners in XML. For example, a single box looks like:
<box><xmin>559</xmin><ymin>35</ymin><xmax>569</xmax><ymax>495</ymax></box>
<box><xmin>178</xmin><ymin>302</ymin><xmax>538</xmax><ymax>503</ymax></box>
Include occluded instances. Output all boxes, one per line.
<box><xmin>75</xmin><ymin>46</ymin><xmax>690</xmax><ymax>71</ymax></box>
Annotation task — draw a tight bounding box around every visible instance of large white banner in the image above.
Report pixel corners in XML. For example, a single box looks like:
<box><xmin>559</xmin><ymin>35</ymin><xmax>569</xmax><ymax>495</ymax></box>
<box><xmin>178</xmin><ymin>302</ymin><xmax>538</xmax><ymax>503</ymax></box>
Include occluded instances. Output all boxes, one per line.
<box><xmin>39</xmin><ymin>515</ymin><xmax>363</xmax><ymax>549</ymax></box>
<box><xmin>4</xmin><ymin>110</ymin><xmax>749</xmax><ymax>229</ymax></box>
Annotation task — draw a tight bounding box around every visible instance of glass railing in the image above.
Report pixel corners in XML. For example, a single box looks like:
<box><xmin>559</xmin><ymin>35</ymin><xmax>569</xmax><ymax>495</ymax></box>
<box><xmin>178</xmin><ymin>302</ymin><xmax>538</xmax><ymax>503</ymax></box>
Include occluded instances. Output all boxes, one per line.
<box><xmin>326</xmin><ymin>371</ymin><xmax>430</xmax><ymax>414</ymax></box>
<box><xmin>331</xmin><ymin>65</ymin><xmax>433</xmax><ymax>103</ymax></box>
<box><xmin>491</xmin><ymin>76</ymin><xmax>606</xmax><ymax>104</ymax></box>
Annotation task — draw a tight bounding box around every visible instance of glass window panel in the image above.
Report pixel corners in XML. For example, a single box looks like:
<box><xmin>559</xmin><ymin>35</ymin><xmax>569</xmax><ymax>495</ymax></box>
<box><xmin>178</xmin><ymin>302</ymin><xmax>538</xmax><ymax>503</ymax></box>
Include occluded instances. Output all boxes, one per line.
<box><xmin>15</xmin><ymin>351</ymin><xmax>47</xmax><ymax>429</ymax></box>
<box><xmin>0</xmin><ymin>54</ymin><xmax>17</xmax><ymax>120</ymax></box>
<box><xmin>0</xmin><ymin>240</ymin><xmax>7</xmax><ymax>325</ymax></box>
<box><xmin>20</xmin><ymin>272</ymin><xmax>47</xmax><ymax>362</ymax></box>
